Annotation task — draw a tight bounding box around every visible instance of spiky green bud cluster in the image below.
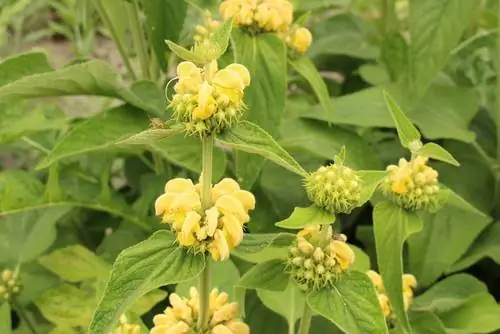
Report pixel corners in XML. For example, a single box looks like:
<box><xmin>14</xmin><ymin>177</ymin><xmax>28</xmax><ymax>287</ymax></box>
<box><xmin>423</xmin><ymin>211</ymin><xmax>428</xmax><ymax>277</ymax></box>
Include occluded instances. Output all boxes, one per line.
<box><xmin>305</xmin><ymin>164</ymin><xmax>362</xmax><ymax>214</ymax></box>
<box><xmin>0</xmin><ymin>269</ymin><xmax>21</xmax><ymax>303</ymax></box>
<box><xmin>287</xmin><ymin>225</ymin><xmax>355</xmax><ymax>291</ymax></box>
<box><xmin>380</xmin><ymin>156</ymin><xmax>441</xmax><ymax>212</ymax></box>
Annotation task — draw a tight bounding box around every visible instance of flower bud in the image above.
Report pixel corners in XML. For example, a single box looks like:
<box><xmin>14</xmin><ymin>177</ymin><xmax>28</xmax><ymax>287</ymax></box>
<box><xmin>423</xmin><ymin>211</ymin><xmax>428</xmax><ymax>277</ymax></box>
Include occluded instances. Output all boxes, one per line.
<box><xmin>290</xmin><ymin>27</ymin><xmax>313</xmax><ymax>54</ymax></box>
<box><xmin>313</xmin><ymin>247</ymin><xmax>325</xmax><ymax>262</ymax></box>
<box><xmin>297</xmin><ymin>238</ymin><xmax>314</xmax><ymax>255</ymax></box>
<box><xmin>305</xmin><ymin>164</ymin><xmax>362</xmax><ymax>214</ymax></box>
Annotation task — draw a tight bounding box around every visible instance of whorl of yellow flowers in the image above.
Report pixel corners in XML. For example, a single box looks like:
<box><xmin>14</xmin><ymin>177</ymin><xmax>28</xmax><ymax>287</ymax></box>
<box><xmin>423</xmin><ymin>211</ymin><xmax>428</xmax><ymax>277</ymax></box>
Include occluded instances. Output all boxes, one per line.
<box><xmin>170</xmin><ymin>60</ymin><xmax>251</xmax><ymax>137</ymax></box>
<box><xmin>220</xmin><ymin>0</ymin><xmax>293</xmax><ymax>33</ymax></box>
<box><xmin>380</xmin><ymin>156</ymin><xmax>440</xmax><ymax>212</ymax></box>
<box><xmin>150</xmin><ymin>287</ymin><xmax>249</xmax><ymax>334</ymax></box>
<box><xmin>155</xmin><ymin>178</ymin><xmax>255</xmax><ymax>261</ymax></box>
<box><xmin>288</xmin><ymin>224</ymin><xmax>356</xmax><ymax>291</ymax></box>
<box><xmin>366</xmin><ymin>270</ymin><xmax>417</xmax><ymax>319</ymax></box>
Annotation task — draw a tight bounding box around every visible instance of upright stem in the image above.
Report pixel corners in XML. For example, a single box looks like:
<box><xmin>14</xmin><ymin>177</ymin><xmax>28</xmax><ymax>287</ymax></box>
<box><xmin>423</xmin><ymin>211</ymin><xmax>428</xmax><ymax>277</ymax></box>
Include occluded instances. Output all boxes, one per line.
<box><xmin>198</xmin><ymin>135</ymin><xmax>214</xmax><ymax>331</ymax></box>
<box><xmin>126</xmin><ymin>0</ymin><xmax>151</xmax><ymax>79</ymax></box>
<box><xmin>495</xmin><ymin>2</ymin><xmax>500</xmax><ymax>218</ymax></box>
<box><xmin>380</xmin><ymin>0</ymin><xmax>398</xmax><ymax>37</ymax></box>
<box><xmin>94</xmin><ymin>0</ymin><xmax>137</xmax><ymax>80</ymax></box>
<box><xmin>298</xmin><ymin>304</ymin><xmax>312</xmax><ymax>334</ymax></box>
<box><xmin>13</xmin><ymin>299</ymin><xmax>38</xmax><ymax>334</ymax></box>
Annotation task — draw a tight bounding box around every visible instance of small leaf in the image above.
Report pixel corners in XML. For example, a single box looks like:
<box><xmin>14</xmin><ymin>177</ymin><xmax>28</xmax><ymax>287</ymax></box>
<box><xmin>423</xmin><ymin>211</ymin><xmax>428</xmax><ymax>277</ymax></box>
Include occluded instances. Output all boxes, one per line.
<box><xmin>0</xmin><ymin>303</ymin><xmax>11</xmax><ymax>334</ymax></box>
<box><xmin>417</xmin><ymin>142</ymin><xmax>460</xmax><ymax>166</ymax></box>
<box><xmin>307</xmin><ymin>271</ymin><xmax>388</xmax><ymax>334</ymax></box>
<box><xmin>88</xmin><ymin>230</ymin><xmax>205</xmax><ymax>334</ymax></box>
<box><xmin>116</xmin><ymin>126</ymin><xmax>185</xmax><ymax>146</ymax></box>
<box><xmin>275</xmin><ymin>205</ymin><xmax>334</xmax><ymax>229</ymax></box>
<box><xmin>383</xmin><ymin>90</ymin><xmax>421</xmax><ymax>148</ymax></box>
<box><xmin>238</xmin><ymin>259</ymin><xmax>289</xmax><ymax>291</ymax></box>
<box><xmin>38</xmin><ymin>245</ymin><xmax>110</xmax><ymax>282</ymax></box>
<box><xmin>357</xmin><ymin>170</ymin><xmax>386</xmax><ymax>206</ymax></box>
<box><xmin>233</xmin><ymin>233</ymin><xmax>295</xmax><ymax>255</ymax></box>
<box><xmin>373</xmin><ymin>201</ymin><xmax>423</xmax><ymax>333</ymax></box>
<box><xmin>208</xmin><ymin>17</ymin><xmax>233</xmax><ymax>59</ymax></box>
<box><xmin>217</xmin><ymin>121</ymin><xmax>307</xmax><ymax>177</ymax></box>
<box><xmin>289</xmin><ymin>57</ymin><xmax>332</xmax><ymax>114</ymax></box>
<box><xmin>165</xmin><ymin>40</ymin><xmax>205</xmax><ymax>63</ymax></box>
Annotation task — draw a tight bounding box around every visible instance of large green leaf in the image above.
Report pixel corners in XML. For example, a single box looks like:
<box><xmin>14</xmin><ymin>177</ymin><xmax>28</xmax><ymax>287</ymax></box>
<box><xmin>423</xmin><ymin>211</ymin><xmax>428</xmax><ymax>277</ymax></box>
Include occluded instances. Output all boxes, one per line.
<box><xmin>232</xmin><ymin>30</ymin><xmax>287</xmax><ymax>187</ymax></box>
<box><xmin>244</xmin><ymin>291</ymin><xmax>289</xmax><ymax>333</ymax></box>
<box><xmin>39</xmin><ymin>245</ymin><xmax>110</xmax><ymax>282</ymax></box>
<box><xmin>0</xmin><ymin>170</ymin><xmax>153</xmax><ymax>230</ymax></box>
<box><xmin>238</xmin><ymin>259</ymin><xmax>289</xmax><ymax>291</ymax></box>
<box><xmin>373</xmin><ymin>201</ymin><xmax>423</xmax><ymax>333</ymax></box>
<box><xmin>407</xmin><ymin>205</ymin><xmax>491</xmax><ymax>287</ymax></box>
<box><xmin>257</xmin><ymin>282</ymin><xmax>305</xmax><ymax>328</ymax></box>
<box><xmin>307</xmin><ymin>271</ymin><xmax>388</xmax><ymax>334</ymax></box>
<box><xmin>0</xmin><ymin>303</ymin><xmax>11</xmax><ymax>334</ymax></box>
<box><xmin>144</xmin><ymin>0</ymin><xmax>187</xmax><ymax>69</ymax></box>
<box><xmin>217</xmin><ymin>121</ymin><xmax>307</xmax><ymax>178</ymax></box>
<box><xmin>279</xmin><ymin>118</ymin><xmax>382</xmax><ymax>169</ymax></box>
<box><xmin>409</xmin><ymin>311</ymin><xmax>447</xmax><ymax>334</ymax></box>
<box><xmin>408</xmin><ymin>0</ymin><xmax>480</xmax><ymax>97</ymax></box>
<box><xmin>450</xmin><ymin>221</ymin><xmax>500</xmax><ymax>271</ymax></box>
<box><xmin>289</xmin><ymin>57</ymin><xmax>332</xmax><ymax>114</ymax></box>
<box><xmin>89</xmin><ymin>230</ymin><xmax>204</xmax><ymax>334</ymax></box>
<box><xmin>383</xmin><ymin>91</ymin><xmax>420</xmax><ymax>148</ymax></box>
<box><xmin>0</xmin><ymin>52</ymin><xmax>52</xmax><ymax>86</ymax></box>
<box><xmin>0</xmin><ymin>53</ymin><xmax>163</xmax><ymax>116</ymax></box>
<box><xmin>276</xmin><ymin>206</ymin><xmax>334</xmax><ymax>229</ymax></box>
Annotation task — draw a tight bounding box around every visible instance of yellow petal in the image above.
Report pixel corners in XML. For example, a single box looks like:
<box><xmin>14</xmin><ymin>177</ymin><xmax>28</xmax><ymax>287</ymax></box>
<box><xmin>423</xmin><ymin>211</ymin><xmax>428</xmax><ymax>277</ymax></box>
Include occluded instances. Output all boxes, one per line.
<box><xmin>292</xmin><ymin>27</ymin><xmax>313</xmax><ymax>54</ymax></box>
<box><xmin>211</xmin><ymin>302</ymin><xmax>239</xmax><ymax>325</ymax></box>
<box><xmin>198</xmin><ymin>81</ymin><xmax>213</xmax><ymax>111</ymax></box>
<box><xmin>366</xmin><ymin>270</ymin><xmax>384</xmax><ymax>291</ymax></box>
<box><xmin>205</xmin><ymin>206</ymin><xmax>220</xmax><ymax>237</ymax></box>
<box><xmin>227</xmin><ymin>320</ymin><xmax>250</xmax><ymax>334</ymax></box>
<box><xmin>179</xmin><ymin>211</ymin><xmax>201</xmax><ymax>246</ymax></box>
<box><xmin>225</xmin><ymin>64</ymin><xmax>251</xmax><ymax>87</ymax></box>
<box><xmin>213</xmin><ymin>68</ymin><xmax>245</xmax><ymax>91</ymax></box>
<box><xmin>233</xmin><ymin>190</ymin><xmax>255</xmax><ymax>211</ymax></box>
<box><xmin>331</xmin><ymin>241</ymin><xmax>355</xmax><ymax>270</ymax></box>
<box><xmin>152</xmin><ymin>314</ymin><xmax>170</xmax><ymax>325</ymax></box>
<box><xmin>212</xmin><ymin>178</ymin><xmax>241</xmax><ymax>201</ymax></box>
<box><xmin>165</xmin><ymin>321</ymin><xmax>191</xmax><ymax>334</ymax></box>
<box><xmin>215</xmin><ymin>195</ymin><xmax>248</xmax><ymax>222</ymax></box>
<box><xmin>165</xmin><ymin>178</ymin><xmax>195</xmax><ymax>193</ymax></box>
<box><xmin>221</xmin><ymin>214</ymin><xmax>244</xmax><ymax>247</ymax></box>
<box><xmin>175</xmin><ymin>191</ymin><xmax>202</xmax><ymax>211</ymax></box>
<box><xmin>378</xmin><ymin>294</ymin><xmax>391</xmax><ymax>317</ymax></box>
<box><xmin>213</xmin><ymin>229</ymin><xmax>230</xmax><ymax>261</ymax></box>
<box><xmin>403</xmin><ymin>274</ymin><xmax>417</xmax><ymax>289</ymax></box>
<box><xmin>212</xmin><ymin>325</ymin><xmax>233</xmax><ymax>334</ymax></box>
<box><xmin>154</xmin><ymin>193</ymin><xmax>175</xmax><ymax>216</ymax></box>
<box><xmin>177</xmin><ymin>61</ymin><xmax>199</xmax><ymax>77</ymax></box>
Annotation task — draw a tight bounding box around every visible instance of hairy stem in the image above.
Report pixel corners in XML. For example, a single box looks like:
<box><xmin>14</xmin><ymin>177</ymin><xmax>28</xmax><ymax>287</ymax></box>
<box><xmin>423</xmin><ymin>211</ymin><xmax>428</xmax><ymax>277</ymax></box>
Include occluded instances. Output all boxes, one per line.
<box><xmin>495</xmin><ymin>1</ymin><xmax>500</xmax><ymax>218</ymax></box>
<box><xmin>298</xmin><ymin>304</ymin><xmax>312</xmax><ymax>334</ymax></box>
<box><xmin>126</xmin><ymin>0</ymin><xmax>150</xmax><ymax>79</ymax></box>
<box><xmin>13</xmin><ymin>299</ymin><xmax>38</xmax><ymax>334</ymax></box>
<box><xmin>94</xmin><ymin>0</ymin><xmax>137</xmax><ymax>80</ymax></box>
<box><xmin>198</xmin><ymin>135</ymin><xmax>214</xmax><ymax>330</ymax></box>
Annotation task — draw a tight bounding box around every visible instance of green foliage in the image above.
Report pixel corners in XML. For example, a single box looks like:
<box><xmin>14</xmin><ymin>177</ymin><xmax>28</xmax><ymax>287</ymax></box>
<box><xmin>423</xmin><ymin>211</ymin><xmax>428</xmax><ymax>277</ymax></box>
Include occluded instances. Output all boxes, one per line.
<box><xmin>276</xmin><ymin>206</ymin><xmax>334</xmax><ymax>229</ymax></box>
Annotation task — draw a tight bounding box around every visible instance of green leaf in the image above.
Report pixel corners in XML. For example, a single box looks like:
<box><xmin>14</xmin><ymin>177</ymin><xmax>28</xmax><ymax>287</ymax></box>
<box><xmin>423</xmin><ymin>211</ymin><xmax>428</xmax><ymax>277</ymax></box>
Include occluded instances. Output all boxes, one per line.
<box><xmin>0</xmin><ymin>207</ymin><xmax>70</xmax><ymax>264</ymax></box>
<box><xmin>307</xmin><ymin>271</ymin><xmax>388</xmax><ymax>334</ymax></box>
<box><xmin>115</xmin><ymin>126</ymin><xmax>185</xmax><ymax>146</ymax></box>
<box><xmin>0</xmin><ymin>170</ymin><xmax>153</xmax><ymax>230</ymax></box>
<box><xmin>407</xmin><ymin>205</ymin><xmax>491</xmax><ymax>287</ymax></box>
<box><xmin>289</xmin><ymin>57</ymin><xmax>332</xmax><ymax>114</ymax></box>
<box><xmin>0</xmin><ymin>303</ymin><xmax>11</xmax><ymax>334</ymax></box>
<box><xmin>0</xmin><ymin>55</ymin><xmax>163</xmax><ymax>116</ymax></box>
<box><xmin>217</xmin><ymin>121</ymin><xmax>307</xmax><ymax>177</ymax></box>
<box><xmin>294</xmin><ymin>0</ymin><xmax>349</xmax><ymax>11</ymax></box>
<box><xmin>373</xmin><ymin>201</ymin><xmax>423</xmax><ymax>333</ymax></box>
<box><xmin>176</xmin><ymin>260</ymin><xmax>240</xmax><ymax>301</ymax></box>
<box><xmin>383</xmin><ymin>91</ymin><xmax>420</xmax><ymax>148</ymax></box>
<box><xmin>37</xmin><ymin>105</ymin><xmax>148</xmax><ymax>169</ymax></box>
<box><xmin>417</xmin><ymin>143</ymin><xmax>460</xmax><ymax>166</ymax></box>
<box><xmin>165</xmin><ymin>40</ymin><xmax>205</xmax><ymax>63</ymax></box>
<box><xmin>98</xmin><ymin>0</ymin><xmax>128</xmax><ymax>55</ymax></box>
<box><xmin>0</xmin><ymin>52</ymin><xmax>52</xmax><ymax>86</ymax></box>
<box><xmin>244</xmin><ymin>291</ymin><xmax>289</xmax><ymax>333</ymax></box>
<box><xmin>257</xmin><ymin>282</ymin><xmax>305</xmax><ymax>327</ymax></box>
<box><xmin>144</xmin><ymin>0</ymin><xmax>187</xmax><ymax>69</ymax></box>
<box><xmin>238</xmin><ymin>259</ymin><xmax>289</xmax><ymax>291</ymax></box>
<box><xmin>208</xmin><ymin>18</ymin><xmax>233</xmax><ymax>59</ymax></box>
<box><xmin>279</xmin><ymin>118</ymin><xmax>382</xmax><ymax>169</ymax></box>
<box><xmin>130</xmin><ymin>289</ymin><xmax>168</xmax><ymax>316</ymax></box>
<box><xmin>34</xmin><ymin>284</ymin><xmax>95</xmax><ymax>328</ymax></box>
<box><xmin>450</xmin><ymin>221</ymin><xmax>500</xmax><ymax>271</ymax></box>
<box><xmin>351</xmin><ymin>246</ymin><xmax>371</xmax><ymax>272</ymax></box>
<box><xmin>39</xmin><ymin>245</ymin><xmax>110</xmax><ymax>282</ymax></box>
<box><xmin>357</xmin><ymin>171</ymin><xmax>387</xmax><ymax>206</ymax></box>
<box><xmin>412</xmin><ymin>274</ymin><xmax>487</xmax><ymax>313</ymax></box>
<box><xmin>409</xmin><ymin>0</ymin><xmax>480</xmax><ymax>97</ymax></box>
<box><xmin>88</xmin><ymin>230</ymin><xmax>205</xmax><ymax>334</ymax></box>
<box><xmin>49</xmin><ymin>327</ymin><xmax>79</xmax><ymax>334</ymax></box>
<box><xmin>275</xmin><ymin>205</ymin><xmax>334</xmax><ymax>229</ymax></box>
<box><xmin>409</xmin><ymin>311</ymin><xmax>447</xmax><ymax>334</ymax></box>
<box><xmin>232</xmin><ymin>30</ymin><xmax>287</xmax><ymax>187</ymax></box>
<box><xmin>233</xmin><ymin>233</ymin><xmax>295</xmax><ymax>255</ymax></box>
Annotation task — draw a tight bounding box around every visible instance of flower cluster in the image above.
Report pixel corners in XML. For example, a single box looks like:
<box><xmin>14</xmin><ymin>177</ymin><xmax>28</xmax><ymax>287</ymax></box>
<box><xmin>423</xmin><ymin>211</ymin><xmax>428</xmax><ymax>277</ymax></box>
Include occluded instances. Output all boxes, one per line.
<box><xmin>366</xmin><ymin>270</ymin><xmax>417</xmax><ymax>319</ymax></box>
<box><xmin>287</xmin><ymin>224</ymin><xmax>355</xmax><ymax>291</ymax></box>
<box><xmin>380</xmin><ymin>156</ymin><xmax>440</xmax><ymax>212</ymax></box>
<box><xmin>110</xmin><ymin>315</ymin><xmax>140</xmax><ymax>334</ymax></box>
<box><xmin>169</xmin><ymin>61</ymin><xmax>251</xmax><ymax>137</ymax></box>
<box><xmin>220</xmin><ymin>0</ymin><xmax>293</xmax><ymax>33</ymax></box>
<box><xmin>305</xmin><ymin>164</ymin><xmax>362</xmax><ymax>214</ymax></box>
<box><xmin>194</xmin><ymin>11</ymin><xmax>221</xmax><ymax>44</ymax></box>
<box><xmin>150</xmin><ymin>287</ymin><xmax>249</xmax><ymax>334</ymax></box>
<box><xmin>155</xmin><ymin>178</ymin><xmax>255</xmax><ymax>261</ymax></box>
<box><xmin>0</xmin><ymin>269</ymin><xmax>21</xmax><ymax>303</ymax></box>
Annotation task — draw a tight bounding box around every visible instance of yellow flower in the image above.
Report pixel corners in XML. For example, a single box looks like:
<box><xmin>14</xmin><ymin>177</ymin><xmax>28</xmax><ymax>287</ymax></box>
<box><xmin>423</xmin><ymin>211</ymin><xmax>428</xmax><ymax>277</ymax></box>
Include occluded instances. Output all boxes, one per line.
<box><xmin>220</xmin><ymin>214</ymin><xmax>244</xmax><ymax>247</ymax></box>
<box><xmin>175</xmin><ymin>62</ymin><xmax>203</xmax><ymax>94</ymax></box>
<box><xmin>210</xmin><ymin>229</ymin><xmax>231</xmax><ymax>261</ymax></box>
<box><xmin>211</xmin><ymin>302</ymin><xmax>239</xmax><ymax>325</ymax></box>
<box><xmin>403</xmin><ymin>274</ymin><xmax>417</xmax><ymax>290</ymax></box>
<box><xmin>193</xmin><ymin>81</ymin><xmax>217</xmax><ymax>120</ymax></box>
<box><xmin>378</xmin><ymin>294</ymin><xmax>391</xmax><ymax>318</ymax></box>
<box><xmin>212</xmin><ymin>178</ymin><xmax>241</xmax><ymax>200</ymax></box>
<box><xmin>291</xmin><ymin>27</ymin><xmax>313</xmax><ymax>54</ymax></box>
<box><xmin>178</xmin><ymin>211</ymin><xmax>202</xmax><ymax>246</ymax></box>
<box><xmin>366</xmin><ymin>270</ymin><xmax>384</xmax><ymax>292</ymax></box>
<box><xmin>330</xmin><ymin>240</ymin><xmax>355</xmax><ymax>270</ymax></box>
<box><xmin>227</xmin><ymin>320</ymin><xmax>251</xmax><ymax>334</ymax></box>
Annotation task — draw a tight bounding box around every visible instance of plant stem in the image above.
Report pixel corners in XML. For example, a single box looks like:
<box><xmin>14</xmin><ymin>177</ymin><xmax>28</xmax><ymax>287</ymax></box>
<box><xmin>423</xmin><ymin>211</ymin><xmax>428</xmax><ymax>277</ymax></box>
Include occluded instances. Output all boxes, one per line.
<box><xmin>94</xmin><ymin>0</ymin><xmax>137</xmax><ymax>80</ymax></box>
<box><xmin>198</xmin><ymin>135</ymin><xmax>214</xmax><ymax>331</ymax></box>
<box><xmin>495</xmin><ymin>1</ymin><xmax>500</xmax><ymax>218</ymax></box>
<box><xmin>126</xmin><ymin>0</ymin><xmax>151</xmax><ymax>79</ymax></box>
<box><xmin>380</xmin><ymin>0</ymin><xmax>398</xmax><ymax>36</ymax></box>
<box><xmin>13</xmin><ymin>299</ymin><xmax>38</xmax><ymax>334</ymax></box>
<box><xmin>298</xmin><ymin>304</ymin><xmax>312</xmax><ymax>334</ymax></box>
